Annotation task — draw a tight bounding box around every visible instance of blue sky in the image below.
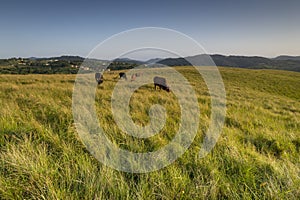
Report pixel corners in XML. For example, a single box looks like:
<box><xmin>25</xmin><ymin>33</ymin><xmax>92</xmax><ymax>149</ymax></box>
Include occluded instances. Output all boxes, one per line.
<box><xmin>0</xmin><ymin>0</ymin><xmax>299</xmax><ymax>59</ymax></box>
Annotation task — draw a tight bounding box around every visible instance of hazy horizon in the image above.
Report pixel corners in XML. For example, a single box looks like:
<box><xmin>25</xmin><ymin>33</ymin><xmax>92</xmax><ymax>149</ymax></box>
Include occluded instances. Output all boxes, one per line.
<box><xmin>1</xmin><ymin>53</ymin><xmax>299</xmax><ymax>61</ymax></box>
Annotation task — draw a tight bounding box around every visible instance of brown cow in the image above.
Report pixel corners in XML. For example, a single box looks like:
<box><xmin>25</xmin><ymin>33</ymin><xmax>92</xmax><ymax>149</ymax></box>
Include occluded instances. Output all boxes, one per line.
<box><xmin>131</xmin><ymin>73</ymin><xmax>137</xmax><ymax>81</ymax></box>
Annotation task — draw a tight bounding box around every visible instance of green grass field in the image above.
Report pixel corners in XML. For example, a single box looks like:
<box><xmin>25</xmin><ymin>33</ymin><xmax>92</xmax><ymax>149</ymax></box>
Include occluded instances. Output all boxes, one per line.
<box><xmin>0</xmin><ymin>67</ymin><xmax>299</xmax><ymax>199</ymax></box>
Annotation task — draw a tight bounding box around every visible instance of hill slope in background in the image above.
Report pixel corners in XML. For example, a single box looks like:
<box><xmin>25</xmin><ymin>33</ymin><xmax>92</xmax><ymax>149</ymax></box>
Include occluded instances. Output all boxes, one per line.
<box><xmin>0</xmin><ymin>67</ymin><xmax>299</xmax><ymax>199</ymax></box>
<box><xmin>0</xmin><ymin>54</ymin><xmax>300</xmax><ymax>74</ymax></box>
<box><xmin>273</xmin><ymin>55</ymin><xmax>300</xmax><ymax>61</ymax></box>
<box><xmin>158</xmin><ymin>55</ymin><xmax>300</xmax><ymax>72</ymax></box>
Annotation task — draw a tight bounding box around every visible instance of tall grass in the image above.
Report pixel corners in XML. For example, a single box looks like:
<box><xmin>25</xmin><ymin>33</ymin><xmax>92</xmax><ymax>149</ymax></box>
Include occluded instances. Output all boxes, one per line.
<box><xmin>0</xmin><ymin>67</ymin><xmax>299</xmax><ymax>199</ymax></box>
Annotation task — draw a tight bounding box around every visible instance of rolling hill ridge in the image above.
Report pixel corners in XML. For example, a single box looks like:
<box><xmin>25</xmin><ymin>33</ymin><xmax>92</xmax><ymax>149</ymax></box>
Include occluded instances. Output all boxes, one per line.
<box><xmin>0</xmin><ymin>54</ymin><xmax>300</xmax><ymax>74</ymax></box>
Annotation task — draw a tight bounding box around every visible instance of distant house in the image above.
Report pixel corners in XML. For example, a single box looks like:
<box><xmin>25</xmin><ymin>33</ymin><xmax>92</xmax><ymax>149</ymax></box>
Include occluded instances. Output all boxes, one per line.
<box><xmin>18</xmin><ymin>62</ymin><xmax>26</xmax><ymax>65</ymax></box>
<box><xmin>81</xmin><ymin>66</ymin><xmax>90</xmax><ymax>70</ymax></box>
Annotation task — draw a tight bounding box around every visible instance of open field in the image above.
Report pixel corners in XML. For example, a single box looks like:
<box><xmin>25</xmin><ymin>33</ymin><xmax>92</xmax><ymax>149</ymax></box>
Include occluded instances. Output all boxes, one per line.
<box><xmin>0</xmin><ymin>67</ymin><xmax>300</xmax><ymax>199</ymax></box>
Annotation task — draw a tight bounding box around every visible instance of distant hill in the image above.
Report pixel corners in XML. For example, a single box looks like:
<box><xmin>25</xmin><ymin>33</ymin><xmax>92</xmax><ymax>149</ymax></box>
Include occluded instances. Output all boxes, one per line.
<box><xmin>145</xmin><ymin>58</ymin><xmax>162</xmax><ymax>64</ymax></box>
<box><xmin>158</xmin><ymin>54</ymin><xmax>300</xmax><ymax>72</ymax></box>
<box><xmin>30</xmin><ymin>55</ymin><xmax>85</xmax><ymax>62</ymax></box>
<box><xmin>1</xmin><ymin>54</ymin><xmax>300</xmax><ymax>74</ymax></box>
<box><xmin>112</xmin><ymin>58</ymin><xmax>144</xmax><ymax>65</ymax></box>
<box><xmin>52</xmin><ymin>55</ymin><xmax>84</xmax><ymax>62</ymax></box>
<box><xmin>273</xmin><ymin>55</ymin><xmax>300</xmax><ymax>61</ymax></box>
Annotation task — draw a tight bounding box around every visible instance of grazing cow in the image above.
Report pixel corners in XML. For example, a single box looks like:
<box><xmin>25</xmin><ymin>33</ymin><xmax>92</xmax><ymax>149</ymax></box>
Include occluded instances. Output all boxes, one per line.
<box><xmin>136</xmin><ymin>72</ymin><xmax>143</xmax><ymax>77</ymax></box>
<box><xmin>131</xmin><ymin>72</ymin><xmax>143</xmax><ymax>81</ymax></box>
<box><xmin>95</xmin><ymin>72</ymin><xmax>103</xmax><ymax>85</ymax></box>
<box><xmin>154</xmin><ymin>76</ymin><xmax>170</xmax><ymax>92</ymax></box>
<box><xmin>119</xmin><ymin>72</ymin><xmax>127</xmax><ymax>80</ymax></box>
<box><xmin>131</xmin><ymin>73</ymin><xmax>137</xmax><ymax>81</ymax></box>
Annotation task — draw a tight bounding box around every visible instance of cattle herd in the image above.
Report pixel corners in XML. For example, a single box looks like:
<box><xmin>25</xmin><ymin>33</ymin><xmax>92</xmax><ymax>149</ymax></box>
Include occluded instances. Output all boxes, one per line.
<box><xmin>95</xmin><ymin>72</ymin><xmax>170</xmax><ymax>92</ymax></box>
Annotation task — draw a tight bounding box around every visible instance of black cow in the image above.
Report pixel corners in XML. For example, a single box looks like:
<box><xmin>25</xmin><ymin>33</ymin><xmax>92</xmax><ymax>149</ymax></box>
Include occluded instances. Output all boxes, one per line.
<box><xmin>154</xmin><ymin>76</ymin><xmax>170</xmax><ymax>92</ymax></box>
<box><xmin>95</xmin><ymin>72</ymin><xmax>103</xmax><ymax>85</ymax></box>
<box><xmin>119</xmin><ymin>72</ymin><xmax>127</xmax><ymax>80</ymax></box>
